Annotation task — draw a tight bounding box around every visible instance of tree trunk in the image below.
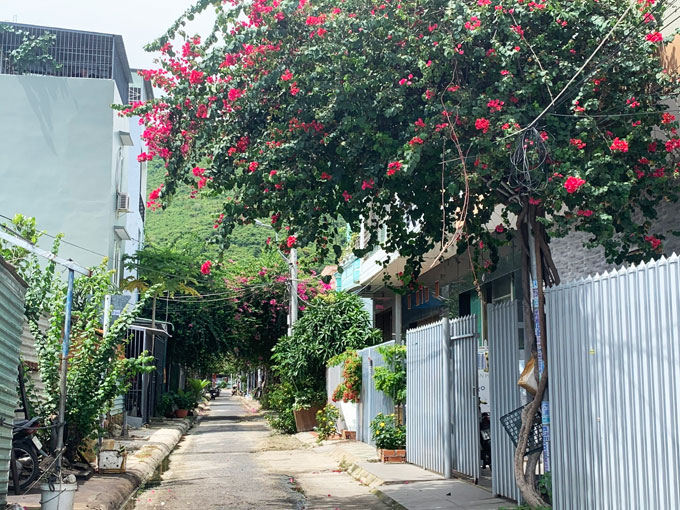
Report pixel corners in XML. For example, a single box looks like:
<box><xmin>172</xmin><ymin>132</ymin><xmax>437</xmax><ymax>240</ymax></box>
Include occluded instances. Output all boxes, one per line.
<box><xmin>512</xmin><ymin>203</ymin><xmax>560</xmax><ymax>508</ymax></box>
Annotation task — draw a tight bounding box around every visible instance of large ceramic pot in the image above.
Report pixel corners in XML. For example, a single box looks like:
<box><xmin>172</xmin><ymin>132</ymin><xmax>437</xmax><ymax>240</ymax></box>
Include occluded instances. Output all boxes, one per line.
<box><xmin>340</xmin><ymin>401</ymin><xmax>358</xmax><ymax>432</ymax></box>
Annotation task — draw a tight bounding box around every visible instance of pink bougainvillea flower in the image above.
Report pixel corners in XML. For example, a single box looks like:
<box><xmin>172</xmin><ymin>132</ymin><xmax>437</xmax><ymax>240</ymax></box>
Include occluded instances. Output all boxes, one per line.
<box><xmin>248</xmin><ymin>161</ymin><xmax>259</xmax><ymax>172</ymax></box>
<box><xmin>564</xmin><ymin>176</ymin><xmax>586</xmax><ymax>193</ymax></box>
<box><xmin>200</xmin><ymin>260</ymin><xmax>212</xmax><ymax>275</ymax></box>
<box><xmin>511</xmin><ymin>25</ymin><xmax>524</xmax><ymax>36</ymax></box>
<box><xmin>626</xmin><ymin>97</ymin><xmax>640</xmax><ymax>108</ymax></box>
<box><xmin>228</xmin><ymin>88</ymin><xmax>244</xmax><ymax>101</ymax></box>
<box><xmin>189</xmin><ymin>70</ymin><xmax>204</xmax><ymax>84</ymax></box>
<box><xmin>464</xmin><ymin>16</ymin><xmax>481</xmax><ymax>30</ymax></box>
<box><xmin>646</xmin><ymin>32</ymin><xmax>663</xmax><ymax>43</ymax></box>
<box><xmin>286</xmin><ymin>235</ymin><xmax>297</xmax><ymax>248</ymax></box>
<box><xmin>528</xmin><ymin>197</ymin><xmax>541</xmax><ymax>205</ymax></box>
<box><xmin>281</xmin><ymin>69</ymin><xmax>293</xmax><ymax>81</ymax></box>
<box><xmin>148</xmin><ymin>185</ymin><xmax>163</xmax><ymax>200</ymax></box>
<box><xmin>361</xmin><ymin>178</ymin><xmax>374</xmax><ymax>190</ymax></box>
<box><xmin>409</xmin><ymin>136</ymin><xmax>424</xmax><ymax>145</ymax></box>
<box><xmin>415</xmin><ymin>118</ymin><xmax>426</xmax><ymax>128</ymax></box>
<box><xmin>577</xmin><ymin>209</ymin><xmax>594</xmax><ymax>217</ymax></box>
<box><xmin>192</xmin><ymin>166</ymin><xmax>205</xmax><ymax>177</ymax></box>
<box><xmin>495</xmin><ymin>224</ymin><xmax>505</xmax><ymax>233</ymax></box>
<box><xmin>342</xmin><ymin>190</ymin><xmax>352</xmax><ymax>201</ymax></box>
<box><xmin>475</xmin><ymin>118</ymin><xmax>490</xmax><ymax>133</ymax></box>
<box><xmin>387</xmin><ymin>161</ymin><xmax>402</xmax><ymax>176</ymax></box>
<box><xmin>665</xmin><ymin>138</ymin><xmax>680</xmax><ymax>152</ymax></box>
<box><xmin>290</xmin><ymin>82</ymin><xmax>300</xmax><ymax>95</ymax></box>
<box><xmin>610</xmin><ymin>137</ymin><xmax>629</xmax><ymax>152</ymax></box>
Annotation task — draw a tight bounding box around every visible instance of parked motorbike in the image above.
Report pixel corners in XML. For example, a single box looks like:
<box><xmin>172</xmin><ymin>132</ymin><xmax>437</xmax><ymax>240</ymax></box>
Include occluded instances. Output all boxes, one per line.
<box><xmin>480</xmin><ymin>412</ymin><xmax>491</xmax><ymax>469</ymax></box>
<box><xmin>209</xmin><ymin>387</ymin><xmax>220</xmax><ymax>400</ymax></box>
<box><xmin>8</xmin><ymin>417</ymin><xmax>48</xmax><ymax>492</ymax></box>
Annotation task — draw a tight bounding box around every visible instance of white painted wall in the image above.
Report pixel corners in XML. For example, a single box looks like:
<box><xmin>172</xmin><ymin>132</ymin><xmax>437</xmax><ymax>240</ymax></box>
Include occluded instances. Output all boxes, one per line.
<box><xmin>0</xmin><ymin>74</ymin><xmax>131</xmax><ymax>272</ymax></box>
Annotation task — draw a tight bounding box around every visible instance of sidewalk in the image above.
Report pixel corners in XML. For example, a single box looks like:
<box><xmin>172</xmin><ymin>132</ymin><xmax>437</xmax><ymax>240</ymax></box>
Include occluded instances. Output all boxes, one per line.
<box><xmin>296</xmin><ymin>432</ymin><xmax>512</xmax><ymax>510</ymax></box>
<box><xmin>6</xmin><ymin>415</ymin><xmax>197</xmax><ymax>510</ymax></box>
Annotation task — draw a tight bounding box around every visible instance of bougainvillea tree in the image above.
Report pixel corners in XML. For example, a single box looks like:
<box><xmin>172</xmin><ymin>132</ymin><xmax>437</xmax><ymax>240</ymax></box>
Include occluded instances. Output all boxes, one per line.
<box><xmin>125</xmin><ymin>0</ymin><xmax>680</xmax><ymax>503</ymax></box>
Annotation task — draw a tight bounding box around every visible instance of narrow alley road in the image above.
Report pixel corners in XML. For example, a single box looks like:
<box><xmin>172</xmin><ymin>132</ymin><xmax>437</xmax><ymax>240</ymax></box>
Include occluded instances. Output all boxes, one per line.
<box><xmin>133</xmin><ymin>395</ymin><xmax>393</xmax><ymax>510</ymax></box>
<box><xmin>132</xmin><ymin>396</ymin><xmax>301</xmax><ymax>509</ymax></box>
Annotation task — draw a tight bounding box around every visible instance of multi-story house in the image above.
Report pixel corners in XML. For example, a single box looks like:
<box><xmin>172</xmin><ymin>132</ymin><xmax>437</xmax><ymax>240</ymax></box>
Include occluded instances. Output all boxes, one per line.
<box><xmin>0</xmin><ymin>22</ymin><xmax>151</xmax><ymax>286</ymax></box>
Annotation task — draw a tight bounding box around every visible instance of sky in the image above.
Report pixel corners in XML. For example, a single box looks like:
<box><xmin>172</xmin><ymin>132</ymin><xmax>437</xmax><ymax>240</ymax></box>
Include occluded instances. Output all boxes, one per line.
<box><xmin>0</xmin><ymin>0</ymin><xmax>216</xmax><ymax>69</ymax></box>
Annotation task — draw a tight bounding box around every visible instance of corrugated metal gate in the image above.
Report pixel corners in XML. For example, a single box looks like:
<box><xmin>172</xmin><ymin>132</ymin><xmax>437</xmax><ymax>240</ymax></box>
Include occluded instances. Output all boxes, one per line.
<box><xmin>326</xmin><ymin>362</ymin><xmax>344</xmax><ymax>430</ymax></box>
<box><xmin>406</xmin><ymin>317</ymin><xmax>478</xmax><ymax>479</ymax></box>
<box><xmin>0</xmin><ymin>258</ymin><xmax>27</xmax><ymax>506</ymax></box>
<box><xmin>357</xmin><ymin>341</ymin><xmax>395</xmax><ymax>445</ymax></box>
<box><xmin>407</xmin><ymin>320</ymin><xmax>445</xmax><ymax>473</ymax></box>
<box><xmin>546</xmin><ymin>255</ymin><xmax>680</xmax><ymax>510</ymax></box>
<box><xmin>488</xmin><ymin>300</ymin><xmax>522</xmax><ymax>502</ymax></box>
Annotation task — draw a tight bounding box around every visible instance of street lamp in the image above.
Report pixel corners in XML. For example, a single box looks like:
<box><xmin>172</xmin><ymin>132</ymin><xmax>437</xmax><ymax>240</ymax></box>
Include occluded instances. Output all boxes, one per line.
<box><xmin>253</xmin><ymin>220</ymin><xmax>298</xmax><ymax>336</ymax></box>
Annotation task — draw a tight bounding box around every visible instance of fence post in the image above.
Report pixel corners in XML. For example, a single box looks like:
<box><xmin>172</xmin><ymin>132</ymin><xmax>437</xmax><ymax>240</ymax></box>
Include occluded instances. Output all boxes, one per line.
<box><xmin>442</xmin><ymin>317</ymin><xmax>452</xmax><ymax>479</ymax></box>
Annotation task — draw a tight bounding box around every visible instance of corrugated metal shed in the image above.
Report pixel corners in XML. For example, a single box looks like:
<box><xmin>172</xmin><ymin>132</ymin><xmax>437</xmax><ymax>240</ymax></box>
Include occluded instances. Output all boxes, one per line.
<box><xmin>0</xmin><ymin>256</ymin><xmax>28</xmax><ymax>506</ymax></box>
<box><xmin>20</xmin><ymin>315</ymin><xmax>49</xmax><ymax>397</ymax></box>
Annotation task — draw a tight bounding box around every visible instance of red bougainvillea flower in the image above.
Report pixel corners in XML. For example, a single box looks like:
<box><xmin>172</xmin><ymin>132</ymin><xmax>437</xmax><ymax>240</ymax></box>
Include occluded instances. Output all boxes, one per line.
<box><xmin>228</xmin><ymin>88</ymin><xmax>244</xmax><ymax>101</ymax></box>
<box><xmin>487</xmin><ymin>99</ymin><xmax>504</xmax><ymax>112</ymax></box>
<box><xmin>570</xmin><ymin>138</ymin><xmax>586</xmax><ymax>149</ymax></box>
<box><xmin>281</xmin><ymin>69</ymin><xmax>293</xmax><ymax>81</ymax></box>
<box><xmin>577</xmin><ymin>209</ymin><xmax>594</xmax><ymax>217</ymax></box>
<box><xmin>610</xmin><ymin>137</ymin><xmax>629</xmax><ymax>152</ymax></box>
<box><xmin>189</xmin><ymin>70</ymin><xmax>204</xmax><ymax>84</ymax></box>
<box><xmin>409</xmin><ymin>136</ymin><xmax>424</xmax><ymax>145</ymax></box>
<box><xmin>148</xmin><ymin>185</ymin><xmax>163</xmax><ymax>200</ymax></box>
<box><xmin>644</xmin><ymin>235</ymin><xmax>662</xmax><ymax>250</ymax></box>
<box><xmin>286</xmin><ymin>235</ymin><xmax>297</xmax><ymax>248</ymax></box>
<box><xmin>361</xmin><ymin>178</ymin><xmax>374</xmax><ymax>190</ymax></box>
<box><xmin>320</xmin><ymin>172</ymin><xmax>332</xmax><ymax>180</ymax></box>
<box><xmin>475</xmin><ymin>118</ymin><xmax>490</xmax><ymax>133</ymax></box>
<box><xmin>248</xmin><ymin>161</ymin><xmax>259</xmax><ymax>172</ymax></box>
<box><xmin>342</xmin><ymin>190</ymin><xmax>352</xmax><ymax>201</ymax></box>
<box><xmin>626</xmin><ymin>97</ymin><xmax>640</xmax><ymax>108</ymax></box>
<box><xmin>387</xmin><ymin>161</ymin><xmax>402</xmax><ymax>175</ymax></box>
<box><xmin>192</xmin><ymin>166</ymin><xmax>205</xmax><ymax>177</ymax></box>
<box><xmin>528</xmin><ymin>197</ymin><xmax>541</xmax><ymax>205</ymax></box>
<box><xmin>665</xmin><ymin>138</ymin><xmax>680</xmax><ymax>152</ymax></box>
<box><xmin>290</xmin><ymin>82</ymin><xmax>300</xmax><ymax>95</ymax></box>
<box><xmin>200</xmin><ymin>260</ymin><xmax>212</xmax><ymax>275</ymax></box>
<box><xmin>415</xmin><ymin>118</ymin><xmax>426</xmax><ymax>128</ymax></box>
<box><xmin>511</xmin><ymin>25</ymin><xmax>525</xmax><ymax>36</ymax></box>
<box><xmin>564</xmin><ymin>176</ymin><xmax>586</xmax><ymax>193</ymax></box>
<box><xmin>662</xmin><ymin>113</ymin><xmax>676</xmax><ymax>124</ymax></box>
<box><xmin>495</xmin><ymin>224</ymin><xmax>504</xmax><ymax>233</ymax></box>
<box><xmin>646</xmin><ymin>32</ymin><xmax>663</xmax><ymax>43</ymax></box>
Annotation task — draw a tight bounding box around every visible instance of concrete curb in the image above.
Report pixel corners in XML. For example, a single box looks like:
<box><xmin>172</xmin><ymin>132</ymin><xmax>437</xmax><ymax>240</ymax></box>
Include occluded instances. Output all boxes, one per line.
<box><xmin>371</xmin><ymin>488</ymin><xmax>409</xmax><ymax>510</ymax></box>
<box><xmin>77</xmin><ymin>417</ymin><xmax>196</xmax><ymax>510</ymax></box>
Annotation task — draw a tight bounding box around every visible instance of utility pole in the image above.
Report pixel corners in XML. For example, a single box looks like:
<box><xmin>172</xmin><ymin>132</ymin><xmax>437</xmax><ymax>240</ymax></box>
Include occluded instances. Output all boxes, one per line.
<box><xmin>289</xmin><ymin>247</ymin><xmax>298</xmax><ymax>335</ymax></box>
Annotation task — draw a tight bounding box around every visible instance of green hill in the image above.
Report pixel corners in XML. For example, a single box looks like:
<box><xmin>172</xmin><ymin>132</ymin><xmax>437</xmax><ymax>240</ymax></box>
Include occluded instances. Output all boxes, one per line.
<box><xmin>144</xmin><ymin>159</ymin><xmax>269</xmax><ymax>260</ymax></box>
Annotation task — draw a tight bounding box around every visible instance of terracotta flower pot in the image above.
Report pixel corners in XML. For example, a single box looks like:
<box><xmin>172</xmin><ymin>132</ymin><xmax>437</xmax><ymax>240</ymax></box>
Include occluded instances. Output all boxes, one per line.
<box><xmin>293</xmin><ymin>406</ymin><xmax>322</xmax><ymax>432</ymax></box>
<box><xmin>175</xmin><ymin>409</ymin><xmax>189</xmax><ymax>418</ymax></box>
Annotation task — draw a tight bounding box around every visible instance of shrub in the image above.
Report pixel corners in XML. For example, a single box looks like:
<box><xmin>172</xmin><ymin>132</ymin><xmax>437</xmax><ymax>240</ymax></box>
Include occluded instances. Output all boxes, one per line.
<box><xmin>314</xmin><ymin>404</ymin><xmax>340</xmax><ymax>442</ymax></box>
<box><xmin>370</xmin><ymin>413</ymin><xmax>406</xmax><ymax>450</ymax></box>
<box><xmin>332</xmin><ymin>351</ymin><xmax>361</xmax><ymax>403</ymax></box>
<box><xmin>373</xmin><ymin>345</ymin><xmax>407</xmax><ymax>405</ymax></box>
<box><xmin>263</xmin><ymin>382</ymin><xmax>297</xmax><ymax>434</ymax></box>
<box><xmin>157</xmin><ymin>392</ymin><xmax>177</xmax><ymax>417</ymax></box>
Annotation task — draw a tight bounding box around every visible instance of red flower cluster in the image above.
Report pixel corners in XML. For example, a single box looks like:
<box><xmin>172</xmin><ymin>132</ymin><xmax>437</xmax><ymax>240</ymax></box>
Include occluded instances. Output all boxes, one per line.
<box><xmin>610</xmin><ymin>137</ymin><xmax>629</xmax><ymax>152</ymax></box>
<box><xmin>644</xmin><ymin>235</ymin><xmax>661</xmax><ymax>250</ymax></box>
<box><xmin>248</xmin><ymin>161</ymin><xmax>259</xmax><ymax>172</ymax></box>
<box><xmin>281</xmin><ymin>69</ymin><xmax>293</xmax><ymax>81</ymax></box>
<box><xmin>662</xmin><ymin>113</ymin><xmax>676</xmax><ymax>124</ymax></box>
<box><xmin>646</xmin><ymin>32</ymin><xmax>663</xmax><ymax>42</ymax></box>
<box><xmin>665</xmin><ymin>138</ymin><xmax>680</xmax><ymax>152</ymax></box>
<box><xmin>200</xmin><ymin>260</ymin><xmax>212</xmax><ymax>275</ymax></box>
<box><xmin>564</xmin><ymin>176</ymin><xmax>586</xmax><ymax>193</ymax></box>
<box><xmin>577</xmin><ymin>209</ymin><xmax>594</xmax><ymax>217</ymax></box>
<box><xmin>465</xmin><ymin>17</ymin><xmax>481</xmax><ymax>30</ymax></box>
<box><xmin>361</xmin><ymin>178</ymin><xmax>374</xmax><ymax>190</ymax></box>
<box><xmin>387</xmin><ymin>161</ymin><xmax>402</xmax><ymax>175</ymax></box>
<box><xmin>286</xmin><ymin>235</ymin><xmax>297</xmax><ymax>248</ymax></box>
<box><xmin>570</xmin><ymin>138</ymin><xmax>586</xmax><ymax>149</ymax></box>
<box><xmin>487</xmin><ymin>99</ymin><xmax>504</xmax><ymax>112</ymax></box>
<box><xmin>409</xmin><ymin>136</ymin><xmax>424</xmax><ymax>145</ymax></box>
<box><xmin>475</xmin><ymin>118</ymin><xmax>490</xmax><ymax>133</ymax></box>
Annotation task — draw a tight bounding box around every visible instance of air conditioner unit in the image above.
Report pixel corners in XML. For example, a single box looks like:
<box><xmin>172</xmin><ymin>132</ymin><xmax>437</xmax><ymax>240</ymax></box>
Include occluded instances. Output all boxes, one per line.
<box><xmin>117</xmin><ymin>192</ymin><xmax>130</xmax><ymax>212</ymax></box>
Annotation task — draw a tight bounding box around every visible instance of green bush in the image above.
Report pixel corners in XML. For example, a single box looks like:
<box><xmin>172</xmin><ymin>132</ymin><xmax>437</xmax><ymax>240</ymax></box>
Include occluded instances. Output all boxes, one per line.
<box><xmin>263</xmin><ymin>382</ymin><xmax>297</xmax><ymax>434</ymax></box>
<box><xmin>315</xmin><ymin>404</ymin><xmax>340</xmax><ymax>442</ymax></box>
<box><xmin>157</xmin><ymin>392</ymin><xmax>177</xmax><ymax>417</ymax></box>
<box><xmin>373</xmin><ymin>345</ymin><xmax>407</xmax><ymax>405</ymax></box>
<box><xmin>370</xmin><ymin>413</ymin><xmax>406</xmax><ymax>450</ymax></box>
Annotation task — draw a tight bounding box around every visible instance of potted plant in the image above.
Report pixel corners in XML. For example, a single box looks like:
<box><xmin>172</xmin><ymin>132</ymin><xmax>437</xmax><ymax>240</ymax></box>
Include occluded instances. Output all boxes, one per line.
<box><xmin>331</xmin><ymin>351</ymin><xmax>361</xmax><ymax>433</ymax></box>
<box><xmin>157</xmin><ymin>392</ymin><xmax>177</xmax><ymax>418</ymax></box>
<box><xmin>370</xmin><ymin>413</ymin><xmax>406</xmax><ymax>463</ymax></box>
<box><xmin>174</xmin><ymin>391</ymin><xmax>194</xmax><ymax>418</ymax></box>
<box><xmin>291</xmin><ymin>388</ymin><xmax>326</xmax><ymax>432</ymax></box>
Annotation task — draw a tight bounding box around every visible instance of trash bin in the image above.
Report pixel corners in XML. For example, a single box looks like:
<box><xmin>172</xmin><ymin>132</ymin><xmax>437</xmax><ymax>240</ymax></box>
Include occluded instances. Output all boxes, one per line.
<box><xmin>39</xmin><ymin>482</ymin><xmax>77</xmax><ymax>510</ymax></box>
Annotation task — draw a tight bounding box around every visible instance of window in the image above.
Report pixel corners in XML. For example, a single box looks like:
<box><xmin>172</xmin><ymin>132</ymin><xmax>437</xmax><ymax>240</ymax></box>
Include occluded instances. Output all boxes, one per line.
<box><xmin>128</xmin><ymin>86</ymin><xmax>142</xmax><ymax>102</ymax></box>
<box><xmin>415</xmin><ymin>290</ymin><xmax>420</xmax><ymax>306</ymax></box>
<box><xmin>434</xmin><ymin>281</ymin><xmax>440</xmax><ymax>298</ymax></box>
<box><xmin>407</xmin><ymin>294</ymin><xmax>412</xmax><ymax>310</ymax></box>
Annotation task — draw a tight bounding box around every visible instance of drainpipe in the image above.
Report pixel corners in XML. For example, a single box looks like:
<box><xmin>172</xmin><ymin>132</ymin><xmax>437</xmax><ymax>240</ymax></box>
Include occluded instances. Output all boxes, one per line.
<box><xmin>442</xmin><ymin>316</ymin><xmax>453</xmax><ymax>479</ymax></box>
